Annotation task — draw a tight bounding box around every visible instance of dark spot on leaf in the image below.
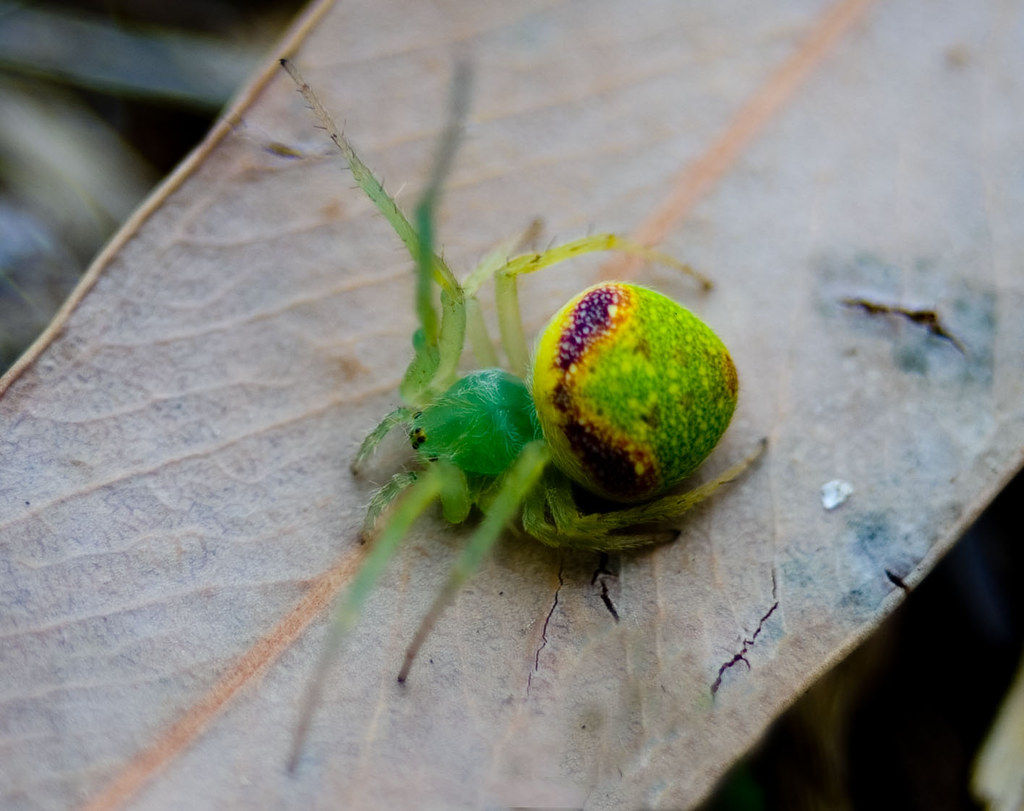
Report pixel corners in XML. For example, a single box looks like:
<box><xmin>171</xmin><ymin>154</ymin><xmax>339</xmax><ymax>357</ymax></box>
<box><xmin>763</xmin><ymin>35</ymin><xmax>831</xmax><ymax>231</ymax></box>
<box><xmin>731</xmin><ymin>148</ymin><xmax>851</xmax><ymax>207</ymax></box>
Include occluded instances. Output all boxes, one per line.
<box><xmin>885</xmin><ymin>569</ymin><xmax>910</xmax><ymax>593</ymax></box>
<box><xmin>841</xmin><ymin>297</ymin><xmax>966</xmax><ymax>354</ymax></box>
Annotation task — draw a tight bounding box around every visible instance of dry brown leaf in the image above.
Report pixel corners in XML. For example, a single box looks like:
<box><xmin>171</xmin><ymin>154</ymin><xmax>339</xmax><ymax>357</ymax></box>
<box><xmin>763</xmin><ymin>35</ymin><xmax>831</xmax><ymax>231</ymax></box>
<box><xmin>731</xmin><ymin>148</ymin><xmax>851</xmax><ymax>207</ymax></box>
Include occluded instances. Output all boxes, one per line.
<box><xmin>2</xmin><ymin>0</ymin><xmax>1023</xmax><ymax>807</ymax></box>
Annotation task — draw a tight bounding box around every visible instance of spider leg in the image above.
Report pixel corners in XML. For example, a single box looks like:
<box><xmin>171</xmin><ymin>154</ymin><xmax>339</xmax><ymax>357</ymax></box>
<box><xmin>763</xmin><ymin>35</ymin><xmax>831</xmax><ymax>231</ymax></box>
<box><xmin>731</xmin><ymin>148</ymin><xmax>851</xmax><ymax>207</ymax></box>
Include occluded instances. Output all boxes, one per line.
<box><xmin>281</xmin><ymin>60</ymin><xmax>467</xmax><ymax>404</ymax></box>
<box><xmin>519</xmin><ymin>483</ymin><xmax>562</xmax><ymax>547</ymax></box>
<box><xmin>460</xmin><ymin>220</ymin><xmax>542</xmax><ymax>368</ymax></box>
<box><xmin>397</xmin><ymin>441</ymin><xmax>550</xmax><ymax>683</ymax></box>
<box><xmin>543</xmin><ymin>470</ymin><xmax>579</xmax><ymax>532</ymax></box>
<box><xmin>520</xmin><ymin>439</ymin><xmax>766</xmax><ymax>552</ymax></box>
<box><xmin>401</xmin><ymin>66</ymin><xmax>472</xmax><ymax>402</ymax></box>
<box><xmin>360</xmin><ymin>471</ymin><xmax>417</xmax><ymax>540</ymax></box>
<box><xmin>461</xmin><ymin>218</ymin><xmax>544</xmax><ymax>297</ymax></box>
<box><xmin>280</xmin><ymin>60</ymin><xmax>459</xmax><ymax>295</ymax></box>
<box><xmin>521</xmin><ymin>476</ymin><xmax>620</xmax><ymax>550</ymax></box>
<box><xmin>420</xmin><ymin>286</ymin><xmax>467</xmax><ymax>398</ymax></box>
<box><xmin>351</xmin><ymin>407</ymin><xmax>415</xmax><ymax>475</ymax></box>
<box><xmin>558</xmin><ymin>439</ymin><xmax>767</xmax><ymax>552</ymax></box>
<box><xmin>438</xmin><ymin>464</ymin><xmax>471</xmax><ymax>524</ymax></box>
<box><xmin>592</xmin><ymin>437</ymin><xmax>766</xmax><ymax>531</ymax></box>
<box><xmin>288</xmin><ymin>460</ymin><xmax>466</xmax><ymax>772</ymax></box>
<box><xmin>464</xmin><ymin>297</ymin><xmax>500</xmax><ymax>367</ymax></box>
<box><xmin>489</xmin><ymin>233</ymin><xmax>713</xmax><ymax>376</ymax></box>
<box><xmin>360</xmin><ymin>462</ymin><xmax>468</xmax><ymax>545</ymax></box>
<box><xmin>520</xmin><ymin>468</ymin><xmax>621</xmax><ymax>548</ymax></box>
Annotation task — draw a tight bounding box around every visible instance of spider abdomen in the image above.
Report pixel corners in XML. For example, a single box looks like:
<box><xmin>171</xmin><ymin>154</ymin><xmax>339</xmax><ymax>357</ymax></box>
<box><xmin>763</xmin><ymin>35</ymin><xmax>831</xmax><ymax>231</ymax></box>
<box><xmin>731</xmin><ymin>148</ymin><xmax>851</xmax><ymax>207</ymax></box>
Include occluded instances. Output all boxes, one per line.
<box><xmin>531</xmin><ymin>283</ymin><xmax>737</xmax><ymax>502</ymax></box>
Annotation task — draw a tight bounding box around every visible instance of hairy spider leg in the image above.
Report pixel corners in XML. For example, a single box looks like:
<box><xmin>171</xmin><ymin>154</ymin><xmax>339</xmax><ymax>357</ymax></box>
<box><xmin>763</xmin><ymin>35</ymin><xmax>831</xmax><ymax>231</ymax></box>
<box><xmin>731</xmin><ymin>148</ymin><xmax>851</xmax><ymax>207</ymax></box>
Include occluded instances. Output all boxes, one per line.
<box><xmin>539</xmin><ymin>469</ymin><xmax>580</xmax><ymax>534</ymax></box>
<box><xmin>359</xmin><ymin>470</ymin><xmax>417</xmax><ymax>540</ymax></box>
<box><xmin>461</xmin><ymin>218</ymin><xmax>544</xmax><ymax>297</ymax></box>
<box><xmin>419</xmin><ymin>285</ymin><xmax>467</xmax><ymax>400</ymax></box>
<box><xmin>579</xmin><ymin>438</ymin><xmax>766</xmax><ymax>533</ymax></box>
<box><xmin>409</xmin><ymin>62</ymin><xmax>472</xmax><ymax>399</ymax></box>
<box><xmin>523</xmin><ymin>438</ymin><xmax>767</xmax><ymax>552</ymax></box>
<box><xmin>280</xmin><ymin>59</ymin><xmax>465</xmax><ymax>406</ymax></box>
<box><xmin>351</xmin><ymin>407</ymin><xmax>415</xmax><ymax>475</ymax></box>
<box><xmin>461</xmin><ymin>219</ymin><xmax>543</xmax><ymax>367</ymax></box>
<box><xmin>397</xmin><ymin>441</ymin><xmax>550</xmax><ymax>683</ymax></box>
<box><xmin>288</xmin><ymin>459</ymin><xmax>470</xmax><ymax>773</ymax></box>
<box><xmin>280</xmin><ymin>60</ymin><xmax>460</xmax><ymax>300</ymax></box>
<box><xmin>487</xmin><ymin>233</ymin><xmax>715</xmax><ymax>377</ymax></box>
<box><xmin>401</xmin><ymin>65</ymin><xmax>478</xmax><ymax>399</ymax></box>
<box><xmin>519</xmin><ymin>474</ymin><xmax>664</xmax><ymax>550</ymax></box>
<box><xmin>283</xmin><ymin>61</ymin><xmax>713</xmax><ymax>397</ymax></box>
<box><xmin>464</xmin><ymin>297</ymin><xmax>500</xmax><ymax>368</ymax></box>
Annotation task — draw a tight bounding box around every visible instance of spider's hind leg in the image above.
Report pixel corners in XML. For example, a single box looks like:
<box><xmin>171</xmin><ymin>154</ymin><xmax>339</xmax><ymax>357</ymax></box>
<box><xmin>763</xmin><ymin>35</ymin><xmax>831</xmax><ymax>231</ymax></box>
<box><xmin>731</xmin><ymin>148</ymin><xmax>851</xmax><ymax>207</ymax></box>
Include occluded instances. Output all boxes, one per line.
<box><xmin>522</xmin><ymin>439</ymin><xmax>767</xmax><ymax>552</ymax></box>
<box><xmin>520</xmin><ymin>470</ymin><xmax>624</xmax><ymax>550</ymax></box>
<box><xmin>568</xmin><ymin>438</ymin><xmax>768</xmax><ymax>549</ymax></box>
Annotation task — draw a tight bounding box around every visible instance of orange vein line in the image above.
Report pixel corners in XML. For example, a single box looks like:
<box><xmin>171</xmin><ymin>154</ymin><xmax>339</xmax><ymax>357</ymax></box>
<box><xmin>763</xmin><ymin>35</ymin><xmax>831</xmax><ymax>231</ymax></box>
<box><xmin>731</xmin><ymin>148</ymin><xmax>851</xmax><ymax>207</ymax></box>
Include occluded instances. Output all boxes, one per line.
<box><xmin>601</xmin><ymin>0</ymin><xmax>877</xmax><ymax>280</ymax></box>
<box><xmin>82</xmin><ymin>545</ymin><xmax>367</xmax><ymax>811</ymax></box>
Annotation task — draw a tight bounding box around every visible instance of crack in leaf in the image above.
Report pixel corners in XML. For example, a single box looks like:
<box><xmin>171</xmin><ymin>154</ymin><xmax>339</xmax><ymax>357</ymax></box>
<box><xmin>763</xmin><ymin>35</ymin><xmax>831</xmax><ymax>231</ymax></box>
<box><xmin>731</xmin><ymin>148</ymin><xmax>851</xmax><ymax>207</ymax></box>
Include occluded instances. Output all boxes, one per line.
<box><xmin>885</xmin><ymin>568</ymin><xmax>910</xmax><ymax>593</ymax></box>
<box><xmin>711</xmin><ymin>599</ymin><xmax>779</xmax><ymax>696</ymax></box>
<box><xmin>590</xmin><ymin>553</ymin><xmax>620</xmax><ymax>623</ymax></box>
<box><xmin>840</xmin><ymin>297</ymin><xmax>967</xmax><ymax>354</ymax></box>
<box><xmin>527</xmin><ymin>560</ymin><xmax>564</xmax><ymax>693</ymax></box>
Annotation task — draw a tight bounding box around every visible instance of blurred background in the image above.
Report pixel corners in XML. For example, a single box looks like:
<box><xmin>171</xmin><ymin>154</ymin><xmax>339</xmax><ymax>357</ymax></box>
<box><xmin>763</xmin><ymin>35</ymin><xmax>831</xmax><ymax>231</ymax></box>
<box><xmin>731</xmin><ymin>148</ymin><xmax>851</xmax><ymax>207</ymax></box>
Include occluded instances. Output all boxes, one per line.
<box><xmin>705</xmin><ymin>472</ymin><xmax>1024</xmax><ymax>811</ymax></box>
<box><xmin>0</xmin><ymin>0</ymin><xmax>302</xmax><ymax>368</ymax></box>
<box><xmin>1</xmin><ymin>2</ymin><xmax>1020</xmax><ymax>808</ymax></box>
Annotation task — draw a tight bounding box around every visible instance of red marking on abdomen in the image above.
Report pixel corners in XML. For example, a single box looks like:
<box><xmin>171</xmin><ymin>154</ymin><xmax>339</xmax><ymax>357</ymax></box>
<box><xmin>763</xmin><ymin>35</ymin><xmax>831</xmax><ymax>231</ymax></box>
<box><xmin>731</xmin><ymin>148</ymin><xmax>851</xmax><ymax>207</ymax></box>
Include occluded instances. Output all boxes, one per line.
<box><xmin>556</xmin><ymin>285</ymin><xmax>625</xmax><ymax>370</ymax></box>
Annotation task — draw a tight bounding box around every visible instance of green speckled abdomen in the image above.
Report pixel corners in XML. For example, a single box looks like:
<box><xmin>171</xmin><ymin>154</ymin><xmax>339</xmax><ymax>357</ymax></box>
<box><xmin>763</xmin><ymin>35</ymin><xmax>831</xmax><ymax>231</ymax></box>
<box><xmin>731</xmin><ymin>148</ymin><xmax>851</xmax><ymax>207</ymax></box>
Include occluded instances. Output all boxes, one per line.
<box><xmin>531</xmin><ymin>283</ymin><xmax>737</xmax><ymax>502</ymax></box>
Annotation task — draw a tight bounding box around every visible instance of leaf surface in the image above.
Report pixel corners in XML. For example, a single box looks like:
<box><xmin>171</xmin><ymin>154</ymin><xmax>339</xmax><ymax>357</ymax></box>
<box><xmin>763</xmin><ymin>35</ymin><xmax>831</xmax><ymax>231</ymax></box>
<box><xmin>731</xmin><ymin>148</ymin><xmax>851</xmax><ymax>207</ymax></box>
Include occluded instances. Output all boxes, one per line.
<box><xmin>2</xmin><ymin>0</ymin><xmax>1023</xmax><ymax>807</ymax></box>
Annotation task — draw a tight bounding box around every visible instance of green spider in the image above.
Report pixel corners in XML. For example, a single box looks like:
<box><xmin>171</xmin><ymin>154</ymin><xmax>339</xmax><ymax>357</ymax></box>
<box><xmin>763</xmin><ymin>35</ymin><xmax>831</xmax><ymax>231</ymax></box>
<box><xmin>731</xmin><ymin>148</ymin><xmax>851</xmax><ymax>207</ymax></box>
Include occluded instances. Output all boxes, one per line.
<box><xmin>281</xmin><ymin>60</ymin><xmax>764</xmax><ymax>767</ymax></box>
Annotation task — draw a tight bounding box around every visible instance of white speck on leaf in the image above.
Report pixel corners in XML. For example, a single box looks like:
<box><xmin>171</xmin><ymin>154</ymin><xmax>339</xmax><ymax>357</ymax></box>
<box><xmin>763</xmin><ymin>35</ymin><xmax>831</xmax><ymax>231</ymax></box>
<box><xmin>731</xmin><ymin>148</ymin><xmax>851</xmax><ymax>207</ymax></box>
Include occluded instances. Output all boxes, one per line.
<box><xmin>821</xmin><ymin>479</ymin><xmax>854</xmax><ymax>510</ymax></box>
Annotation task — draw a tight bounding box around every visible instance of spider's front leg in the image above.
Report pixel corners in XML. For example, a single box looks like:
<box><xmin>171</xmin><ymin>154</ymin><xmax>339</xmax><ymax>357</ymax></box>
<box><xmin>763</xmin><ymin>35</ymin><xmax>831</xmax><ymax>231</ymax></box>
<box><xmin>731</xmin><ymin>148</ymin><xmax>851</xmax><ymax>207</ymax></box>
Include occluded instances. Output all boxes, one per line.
<box><xmin>400</xmin><ymin>66</ymin><xmax>471</xmax><ymax>403</ymax></box>
<box><xmin>351</xmin><ymin>407</ymin><xmax>415</xmax><ymax>475</ymax></box>
<box><xmin>397</xmin><ymin>441</ymin><xmax>550</xmax><ymax>683</ymax></box>
<box><xmin>281</xmin><ymin>59</ymin><xmax>469</xmax><ymax>406</ymax></box>
<box><xmin>288</xmin><ymin>458</ymin><xmax>469</xmax><ymax>772</ymax></box>
<box><xmin>360</xmin><ymin>470</ymin><xmax>417</xmax><ymax>540</ymax></box>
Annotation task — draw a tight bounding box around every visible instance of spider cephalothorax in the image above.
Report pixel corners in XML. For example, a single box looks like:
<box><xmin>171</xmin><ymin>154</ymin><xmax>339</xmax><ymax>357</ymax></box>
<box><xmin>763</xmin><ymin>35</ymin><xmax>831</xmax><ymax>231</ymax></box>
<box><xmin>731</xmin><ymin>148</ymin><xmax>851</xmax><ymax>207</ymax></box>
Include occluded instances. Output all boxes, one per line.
<box><xmin>281</xmin><ymin>59</ymin><xmax>764</xmax><ymax>769</ymax></box>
